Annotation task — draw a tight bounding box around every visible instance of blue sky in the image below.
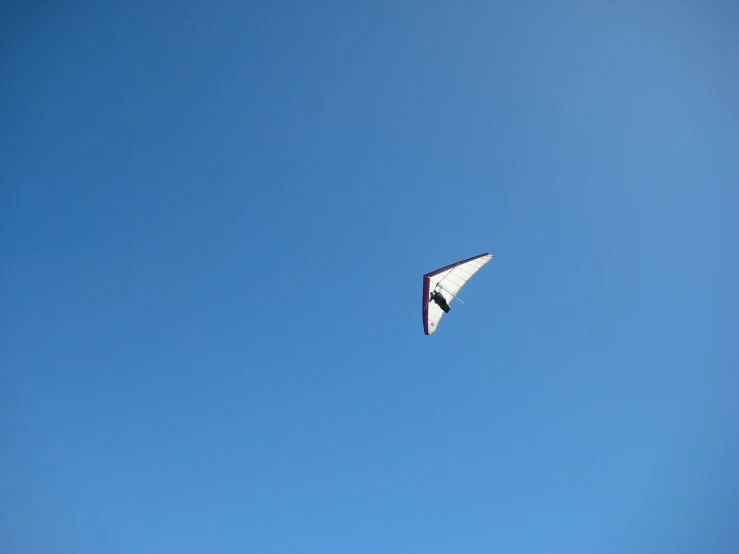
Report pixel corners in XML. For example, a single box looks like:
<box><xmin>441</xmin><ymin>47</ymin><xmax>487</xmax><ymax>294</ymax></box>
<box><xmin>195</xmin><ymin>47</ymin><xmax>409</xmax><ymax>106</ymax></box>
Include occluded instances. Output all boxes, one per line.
<box><xmin>2</xmin><ymin>2</ymin><xmax>738</xmax><ymax>553</ymax></box>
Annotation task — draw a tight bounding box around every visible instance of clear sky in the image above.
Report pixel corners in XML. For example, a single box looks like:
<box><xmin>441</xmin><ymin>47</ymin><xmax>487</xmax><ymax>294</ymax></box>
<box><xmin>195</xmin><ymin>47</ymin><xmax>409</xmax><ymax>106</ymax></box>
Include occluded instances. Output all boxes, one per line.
<box><xmin>3</xmin><ymin>2</ymin><xmax>738</xmax><ymax>553</ymax></box>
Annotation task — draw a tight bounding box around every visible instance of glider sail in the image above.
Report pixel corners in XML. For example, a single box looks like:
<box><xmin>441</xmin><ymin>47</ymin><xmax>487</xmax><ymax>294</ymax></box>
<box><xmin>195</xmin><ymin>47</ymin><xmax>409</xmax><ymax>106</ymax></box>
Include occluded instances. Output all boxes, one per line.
<box><xmin>422</xmin><ymin>253</ymin><xmax>493</xmax><ymax>335</ymax></box>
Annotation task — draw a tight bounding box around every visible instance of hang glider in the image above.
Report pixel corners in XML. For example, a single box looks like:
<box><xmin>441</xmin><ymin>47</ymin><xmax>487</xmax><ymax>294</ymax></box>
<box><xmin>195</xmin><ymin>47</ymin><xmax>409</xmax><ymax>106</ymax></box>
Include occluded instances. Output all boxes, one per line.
<box><xmin>422</xmin><ymin>253</ymin><xmax>494</xmax><ymax>335</ymax></box>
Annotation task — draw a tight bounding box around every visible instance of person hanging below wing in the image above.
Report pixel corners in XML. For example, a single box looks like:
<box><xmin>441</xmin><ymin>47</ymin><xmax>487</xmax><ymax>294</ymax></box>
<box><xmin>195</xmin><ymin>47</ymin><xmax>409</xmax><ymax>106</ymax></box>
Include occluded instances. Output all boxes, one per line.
<box><xmin>429</xmin><ymin>290</ymin><xmax>451</xmax><ymax>313</ymax></box>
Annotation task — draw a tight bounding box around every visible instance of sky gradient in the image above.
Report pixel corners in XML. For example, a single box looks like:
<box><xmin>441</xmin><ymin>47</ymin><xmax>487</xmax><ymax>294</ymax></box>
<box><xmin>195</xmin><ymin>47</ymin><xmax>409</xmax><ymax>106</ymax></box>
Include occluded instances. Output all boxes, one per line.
<box><xmin>3</xmin><ymin>2</ymin><xmax>738</xmax><ymax>553</ymax></box>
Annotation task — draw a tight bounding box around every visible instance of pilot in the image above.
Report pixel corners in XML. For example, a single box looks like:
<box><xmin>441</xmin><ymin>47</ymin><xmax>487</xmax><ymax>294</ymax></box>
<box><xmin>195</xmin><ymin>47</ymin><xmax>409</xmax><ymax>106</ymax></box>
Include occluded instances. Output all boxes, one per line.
<box><xmin>429</xmin><ymin>290</ymin><xmax>451</xmax><ymax>313</ymax></box>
